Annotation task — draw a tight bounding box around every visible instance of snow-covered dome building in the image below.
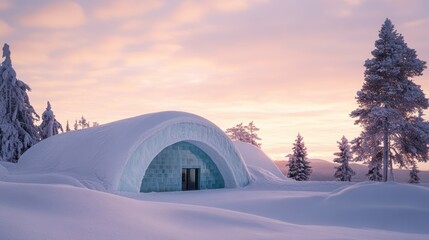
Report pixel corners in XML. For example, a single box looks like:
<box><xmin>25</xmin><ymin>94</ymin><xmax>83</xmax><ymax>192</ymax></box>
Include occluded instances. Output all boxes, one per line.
<box><xmin>17</xmin><ymin>112</ymin><xmax>251</xmax><ymax>192</ymax></box>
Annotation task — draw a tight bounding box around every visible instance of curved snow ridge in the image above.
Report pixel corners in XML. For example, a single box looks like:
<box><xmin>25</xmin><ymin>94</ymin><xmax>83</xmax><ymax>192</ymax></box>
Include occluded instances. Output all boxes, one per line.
<box><xmin>233</xmin><ymin>141</ymin><xmax>285</xmax><ymax>179</ymax></box>
<box><xmin>326</xmin><ymin>181</ymin><xmax>429</xmax><ymax>206</ymax></box>
<box><xmin>16</xmin><ymin>111</ymin><xmax>250</xmax><ymax>192</ymax></box>
<box><xmin>246</xmin><ymin>165</ymin><xmax>290</xmax><ymax>185</ymax></box>
<box><xmin>1</xmin><ymin>181</ymin><xmax>426</xmax><ymax>240</ymax></box>
<box><xmin>322</xmin><ymin>182</ymin><xmax>429</xmax><ymax>233</ymax></box>
<box><xmin>0</xmin><ymin>173</ymin><xmax>85</xmax><ymax>188</ymax></box>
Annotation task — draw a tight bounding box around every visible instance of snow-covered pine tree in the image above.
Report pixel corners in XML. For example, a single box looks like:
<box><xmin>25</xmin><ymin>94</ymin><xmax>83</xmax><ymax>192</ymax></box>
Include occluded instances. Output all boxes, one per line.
<box><xmin>333</xmin><ymin>136</ymin><xmax>355</xmax><ymax>181</ymax></box>
<box><xmin>0</xmin><ymin>43</ymin><xmax>39</xmax><ymax>162</ymax></box>
<box><xmin>78</xmin><ymin>116</ymin><xmax>90</xmax><ymax>129</ymax></box>
<box><xmin>244</xmin><ymin>121</ymin><xmax>261</xmax><ymax>148</ymax></box>
<box><xmin>350</xmin><ymin>19</ymin><xmax>429</xmax><ymax>182</ymax></box>
<box><xmin>225</xmin><ymin>123</ymin><xmax>250</xmax><ymax>142</ymax></box>
<box><xmin>287</xmin><ymin>133</ymin><xmax>312</xmax><ymax>181</ymax></box>
<box><xmin>39</xmin><ymin>101</ymin><xmax>63</xmax><ymax>140</ymax></box>
<box><xmin>408</xmin><ymin>163</ymin><xmax>420</xmax><ymax>184</ymax></box>
<box><xmin>73</xmin><ymin>120</ymin><xmax>78</xmax><ymax>130</ymax></box>
<box><xmin>366</xmin><ymin>153</ymin><xmax>383</xmax><ymax>181</ymax></box>
<box><xmin>286</xmin><ymin>153</ymin><xmax>297</xmax><ymax>179</ymax></box>
<box><xmin>226</xmin><ymin>121</ymin><xmax>262</xmax><ymax>147</ymax></box>
<box><xmin>351</xmin><ymin>134</ymin><xmax>384</xmax><ymax>181</ymax></box>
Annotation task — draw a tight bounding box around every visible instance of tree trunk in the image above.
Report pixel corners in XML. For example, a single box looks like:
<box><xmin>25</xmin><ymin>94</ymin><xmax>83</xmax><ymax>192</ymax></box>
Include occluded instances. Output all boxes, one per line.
<box><xmin>47</xmin><ymin>119</ymin><xmax>54</xmax><ymax>138</ymax></box>
<box><xmin>389</xmin><ymin>156</ymin><xmax>395</xmax><ymax>182</ymax></box>
<box><xmin>383</xmin><ymin>117</ymin><xmax>389</xmax><ymax>182</ymax></box>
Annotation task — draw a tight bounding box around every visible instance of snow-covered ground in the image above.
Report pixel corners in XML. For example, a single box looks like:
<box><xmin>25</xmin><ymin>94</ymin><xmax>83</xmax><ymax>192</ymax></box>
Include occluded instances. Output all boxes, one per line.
<box><xmin>1</xmin><ymin>143</ymin><xmax>428</xmax><ymax>239</ymax></box>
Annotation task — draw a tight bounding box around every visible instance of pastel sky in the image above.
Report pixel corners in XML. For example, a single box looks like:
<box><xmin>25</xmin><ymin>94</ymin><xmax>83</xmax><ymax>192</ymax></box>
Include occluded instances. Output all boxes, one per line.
<box><xmin>2</xmin><ymin>0</ymin><xmax>429</xmax><ymax>169</ymax></box>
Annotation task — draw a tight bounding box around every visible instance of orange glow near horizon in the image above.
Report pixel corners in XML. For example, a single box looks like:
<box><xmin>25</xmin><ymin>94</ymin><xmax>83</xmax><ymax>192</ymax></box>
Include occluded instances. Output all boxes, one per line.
<box><xmin>2</xmin><ymin>0</ymin><xmax>429</xmax><ymax>170</ymax></box>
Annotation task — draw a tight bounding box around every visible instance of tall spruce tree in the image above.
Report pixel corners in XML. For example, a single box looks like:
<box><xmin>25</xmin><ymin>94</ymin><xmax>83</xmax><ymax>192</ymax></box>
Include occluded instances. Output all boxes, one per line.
<box><xmin>0</xmin><ymin>43</ymin><xmax>39</xmax><ymax>162</ymax></box>
<box><xmin>351</xmin><ymin>19</ymin><xmax>429</xmax><ymax>181</ymax></box>
<box><xmin>287</xmin><ymin>133</ymin><xmax>312</xmax><ymax>181</ymax></box>
<box><xmin>333</xmin><ymin>136</ymin><xmax>355</xmax><ymax>181</ymax></box>
<box><xmin>39</xmin><ymin>101</ymin><xmax>63</xmax><ymax>140</ymax></box>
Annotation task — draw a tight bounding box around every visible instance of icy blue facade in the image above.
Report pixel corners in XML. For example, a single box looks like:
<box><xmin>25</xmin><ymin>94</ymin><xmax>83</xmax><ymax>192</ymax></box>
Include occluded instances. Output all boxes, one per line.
<box><xmin>140</xmin><ymin>141</ymin><xmax>224</xmax><ymax>192</ymax></box>
<box><xmin>119</xmin><ymin>118</ymin><xmax>250</xmax><ymax>192</ymax></box>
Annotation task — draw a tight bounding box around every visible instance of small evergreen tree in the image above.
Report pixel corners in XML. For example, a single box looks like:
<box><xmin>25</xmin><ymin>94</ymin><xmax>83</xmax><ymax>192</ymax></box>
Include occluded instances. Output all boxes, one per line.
<box><xmin>39</xmin><ymin>101</ymin><xmax>63</xmax><ymax>140</ymax></box>
<box><xmin>287</xmin><ymin>133</ymin><xmax>311</xmax><ymax>181</ymax></box>
<box><xmin>65</xmin><ymin>121</ymin><xmax>71</xmax><ymax>132</ymax></box>
<box><xmin>351</xmin><ymin>135</ymin><xmax>383</xmax><ymax>181</ymax></box>
<box><xmin>0</xmin><ymin>43</ymin><xmax>39</xmax><ymax>162</ymax></box>
<box><xmin>78</xmin><ymin>116</ymin><xmax>90</xmax><ymax>129</ymax></box>
<box><xmin>366</xmin><ymin>154</ymin><xmax>383</xmax><ymax>181</ymax></box>
<box><xmin>73</xmin><ymin>120</ymin><xmax>78</xmax><ymax>130</ymax></box>
<box><xmin>333</xmin><ymin>136</ymin><xmax>355</xmax><ymax>181</ymax></box>
<box><xmin>408</xmin><ymin>163</ymin><xmax>420</xmax><ymax>184</ymax></box>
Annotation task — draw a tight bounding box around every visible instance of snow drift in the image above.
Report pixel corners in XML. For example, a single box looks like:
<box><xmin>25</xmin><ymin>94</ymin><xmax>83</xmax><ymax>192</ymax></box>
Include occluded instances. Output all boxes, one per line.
<box><xmin>234</xmin><ymin>141</ymin><xmax>284</xmax><ymax>179</ymax></box>
<box><xmin>1</xmin><ymin>175</ymin><xmax>428</xmax><ymax>239</ymax></box>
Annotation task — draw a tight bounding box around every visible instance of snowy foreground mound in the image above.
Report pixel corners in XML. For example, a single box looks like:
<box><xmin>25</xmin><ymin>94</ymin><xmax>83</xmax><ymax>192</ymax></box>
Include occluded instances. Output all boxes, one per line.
<box><xmin>1</xmin><ymin>168</ymin><xmax>429</xmax><ymax>239</ymax></box>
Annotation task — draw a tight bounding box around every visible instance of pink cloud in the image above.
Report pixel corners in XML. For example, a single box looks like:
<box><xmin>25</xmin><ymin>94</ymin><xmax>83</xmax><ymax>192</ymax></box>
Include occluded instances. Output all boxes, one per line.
<box><xmin>20</xmin><ymin>1</ymin><xmax>86</xmax><ymax>29</ymax></box>
<box><xmin>0</xmin><ymin>0</ymin><xmax>12</xmax><ymax>10</ymax></box>
<box><xmin>92</xmin><ymin>0</ymin><xmax>163</xmax><ymax>20</ymax></box>
<box><xmin>0</xmin><ymin>20</ymin><xmax>12</xmax><ymax>36</ymax></box>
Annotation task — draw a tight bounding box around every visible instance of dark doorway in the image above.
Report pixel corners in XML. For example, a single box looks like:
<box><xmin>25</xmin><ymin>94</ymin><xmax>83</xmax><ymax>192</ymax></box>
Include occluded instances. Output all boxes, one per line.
<box><xmin>182</xmin><ymin>168</ymin><xmax>199</xmax><ymax>191</ymax></box>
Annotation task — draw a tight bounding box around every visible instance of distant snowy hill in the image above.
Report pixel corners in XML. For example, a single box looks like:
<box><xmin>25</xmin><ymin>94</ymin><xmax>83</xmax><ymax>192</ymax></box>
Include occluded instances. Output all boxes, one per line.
<box><xmin>275</xmin><ymin>159</ymin><xmax>429</xmax><ymax>183</ymax></box>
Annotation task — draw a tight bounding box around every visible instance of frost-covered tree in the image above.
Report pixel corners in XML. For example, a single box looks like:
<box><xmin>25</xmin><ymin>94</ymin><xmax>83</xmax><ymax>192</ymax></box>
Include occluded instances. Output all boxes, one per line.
<box><xmin>226</xmin><ymin>123</ymin><xmax>249</xmax><ymax>142</ymax></box>
<box><xmin>71</xmin><ymin>116</ymin><xmax>97</xmax><ymax>130</ymax></box>
<box><xmin>39</xmin><ymin>101</ymin><xmax>63</xmax><ymax>140</ymax></box>
<box><xmin>366</xmin><ymin>153</ymin><xmax>383</xmax><ymax>181</ymax></box>
<box><xmin>78</xmin><ymin>116</ymin><xmax>90</xmax><ymax>129</ymax></box>
<box><xmin>333</xmin><ymin>136</ymin><xmax>355</xmax><ymax>181</ymax></box>
<box><xmin>350</xmin><ymin>19</ymin><xmax>429</xmax><ymax>182</ymax></box>
<box><xmin>408</xmin><ymin>163</ymin><xmax>420</xmax><ymax>184</ymax></box>
<box><xmin>244</xmin><ymin>121</ymin><xmax>261</xmax><ymax>148</ymax></box>
<box><xmin>226</xmin><ymin>121</ymin><xmax>261</xmax><ymax>148</ymax></box>
<box><xmin>0</xmin><ymin>43</ymin><xmax>39</xmax><ymax>162</ymax></box>
<box><xmin>351</xmin><ymin>134</ymin><xmax>384</xmax><ymax>181</ymax></box>
<box><xmin>287</xmin><ymin>133</ymin><xmax>312</xmax><ymax>181</ymax></box>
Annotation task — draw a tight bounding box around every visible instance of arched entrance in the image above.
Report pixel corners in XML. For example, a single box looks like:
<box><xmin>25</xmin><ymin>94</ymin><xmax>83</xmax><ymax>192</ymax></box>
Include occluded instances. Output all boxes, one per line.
<box><xmin>140</xmin><ymin>141</ymin><xmax>225</xmax><ymax>192</ymax></box>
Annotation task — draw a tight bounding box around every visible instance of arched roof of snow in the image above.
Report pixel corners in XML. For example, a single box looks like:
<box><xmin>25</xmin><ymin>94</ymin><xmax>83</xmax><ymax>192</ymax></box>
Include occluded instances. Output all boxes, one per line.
<box><xmin>233</xmin><ymin>141</ymin><xmax>284</xmax><ymax>179</ymax></box>
<box><xmin>17</xmin><ymin>111</ymin><xmax>250</xmax><ymax>192</ymax></box>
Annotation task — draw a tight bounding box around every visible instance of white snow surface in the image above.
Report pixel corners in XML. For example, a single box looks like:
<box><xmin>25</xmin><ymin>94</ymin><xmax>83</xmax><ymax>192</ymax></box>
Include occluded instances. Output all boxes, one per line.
<box><xmin>16</xmin><ymin>111</ymin><xmax>250</xmax><ymax>192</ymax></box>
<box><xmin>1</xmin><ymin>168</ymin><xmax>428</xmax><ymax>239</ymax></box>
<box><xmin>1</xmin><ymin>114</ymin><xmax>429</xmax><ymax>239</ymax></box>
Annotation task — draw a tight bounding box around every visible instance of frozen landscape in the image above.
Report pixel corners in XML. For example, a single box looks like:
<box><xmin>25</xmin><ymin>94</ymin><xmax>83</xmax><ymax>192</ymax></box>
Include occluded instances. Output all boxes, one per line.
<box><xmin>1</xmin><ymin>141</ymin><xmax>428</xmax><ymax>240</ymax></box>
<box><xmin>1</xmin><ymin>1</ymin><xmax>429</xmax><ymax>239</ymax></box>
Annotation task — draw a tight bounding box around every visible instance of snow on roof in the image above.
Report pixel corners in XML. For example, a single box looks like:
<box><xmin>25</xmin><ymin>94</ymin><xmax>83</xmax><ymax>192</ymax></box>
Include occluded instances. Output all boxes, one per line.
<box><xmin>16</xmin><ymin>111</ymin><xmax>251</xmax><ymax>192</ymax></box>
<box><xmin>233</xmin><ymin>141</ymin><xmax>285</xmax><ymax>179</ymax></box>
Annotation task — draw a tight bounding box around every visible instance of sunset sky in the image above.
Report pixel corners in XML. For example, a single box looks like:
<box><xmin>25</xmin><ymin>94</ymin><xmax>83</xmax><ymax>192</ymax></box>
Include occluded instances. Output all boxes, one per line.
<box><xmin>1</xmin><ymin>0</ymin><xmax>429</xmax><ymax>168</ymax></box>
